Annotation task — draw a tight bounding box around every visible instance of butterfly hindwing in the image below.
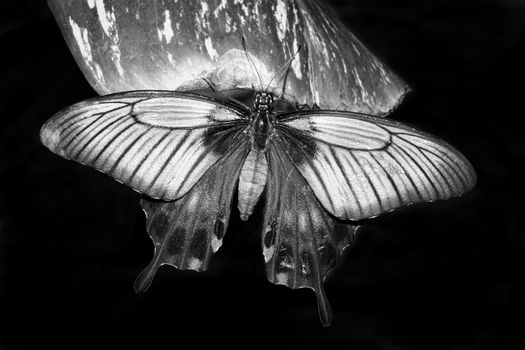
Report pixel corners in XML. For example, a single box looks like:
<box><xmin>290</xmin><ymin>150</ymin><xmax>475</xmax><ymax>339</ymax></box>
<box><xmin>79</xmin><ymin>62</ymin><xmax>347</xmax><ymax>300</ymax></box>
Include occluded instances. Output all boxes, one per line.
<box><xmin>278</xmin><ymin>110</ymin><xmax>477</xmax><ymax>220</ymax></box>
<box><xmin>40</xmin><ymin>91</ymin><xmax>249</xmax><ymax>201</ymax></box>
<box><xmin>135</xmin><ymin>139</ymin><xmax>250</xmax><ymax>293</ymax></box>
<box><xmin>263</xmin><ymin>141</ymin><xmax>359</xmax><ymax>327</ymax></box>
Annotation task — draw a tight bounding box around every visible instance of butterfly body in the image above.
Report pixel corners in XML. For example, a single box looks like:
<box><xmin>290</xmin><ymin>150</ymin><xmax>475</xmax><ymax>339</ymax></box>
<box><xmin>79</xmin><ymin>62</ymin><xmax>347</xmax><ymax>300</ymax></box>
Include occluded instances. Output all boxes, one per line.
<box><xmin>237</xmin><ymin>91</ymin><xmax>277</xmax><ymax>220</ymax></box>
<box><xmin>250</xmin><ymin>91</ymin><xmax>275</xmax><ymax>151</ymax></box>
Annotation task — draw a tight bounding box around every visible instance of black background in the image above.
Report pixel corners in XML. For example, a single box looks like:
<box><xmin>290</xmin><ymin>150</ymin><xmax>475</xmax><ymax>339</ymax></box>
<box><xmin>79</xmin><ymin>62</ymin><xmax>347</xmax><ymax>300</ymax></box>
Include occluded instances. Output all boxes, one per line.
<box><xmin>1</xmin><ymin>1</ymin><xmax>524</xmax><ymax>349</ymax></box>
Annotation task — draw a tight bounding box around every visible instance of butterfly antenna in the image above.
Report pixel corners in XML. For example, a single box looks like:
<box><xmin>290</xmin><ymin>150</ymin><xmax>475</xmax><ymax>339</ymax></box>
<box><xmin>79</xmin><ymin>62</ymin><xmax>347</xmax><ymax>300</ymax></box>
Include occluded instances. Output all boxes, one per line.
<box><xmin>202</xmin><ymin>77</ymin><xmax>224</xmax><ymax>96</ymax></box>
<box><xmin>242</xmin><ymin>36</ymin><xmax>264</xmax><ymax>91</ymax></box>
<box><xmin>277</xmin><ymin>63</ymin><xmax>292</xmax><ymax>101</ymax></box>
<box><xmin>265</xmin><ymin>44</ymin><xmax>303</xmax><ymax>93</ymax></box>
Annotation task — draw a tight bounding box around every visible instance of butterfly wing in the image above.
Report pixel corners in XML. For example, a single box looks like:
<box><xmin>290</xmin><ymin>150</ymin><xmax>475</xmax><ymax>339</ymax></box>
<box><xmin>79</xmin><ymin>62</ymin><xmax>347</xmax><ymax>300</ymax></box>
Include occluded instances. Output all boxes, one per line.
<box><xmin>276</xmin><ymin>110</ymin><xmax>477</xmax><ymax>220</ymax></box>
<box><xmin>135</xmin><ymin>139</ymin><xmax>250</xmax><ymax>293</ymax></box>
<box><xmin>264</xmin><ymin>141</ymin><xmax>359</xmax><ymax>327</ymax></box>
<box><xmin>40</xmin><ymin>90</ymin><xmax>249</xmax><ymax>200</ymax></box>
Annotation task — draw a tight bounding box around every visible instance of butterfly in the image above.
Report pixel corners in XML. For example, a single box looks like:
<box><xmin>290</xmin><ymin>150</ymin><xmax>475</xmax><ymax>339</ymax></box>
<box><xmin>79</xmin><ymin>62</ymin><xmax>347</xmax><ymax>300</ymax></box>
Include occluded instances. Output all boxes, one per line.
<box><xmin>40</xmin><ymin>45</ymin><xmax>477</xmax><ymax>325</ymax></box>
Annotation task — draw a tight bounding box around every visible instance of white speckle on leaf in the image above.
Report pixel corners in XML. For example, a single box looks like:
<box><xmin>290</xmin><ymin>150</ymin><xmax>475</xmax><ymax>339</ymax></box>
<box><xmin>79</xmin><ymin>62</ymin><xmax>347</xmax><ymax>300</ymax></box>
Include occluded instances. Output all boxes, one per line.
<box><xmin>200</xmin><ymin>2</ymin><xmax>209</xmax><ymax>18</ymax></box>
<box><xmin>92</xmin><ymin>0</ymin><xmax>123</xmax><ymax>76</ymax></box>
<box><xmin>157</xmin><ymin>10</ymin><xmax>174</xmax><ymax>43</ymax></box>
<box><xmin>69</xmin><ymin>17</ymin><xmax>106</xmax><ymax>88</ymax></box>
<box><xmin>376</xmin><ymin>60</ymin><xmax>393</xmax><ymax>84</ymax></box>
<box><xmin>288</xmin><ymin>5</ymin><xmax>302</xmax><ymax>80</ymax></box>
<box><xmin>275</xmin><ymin>0</ymin><xmax>288</xmax><ymax>42</ymax></box>
<box><xmin>214</xmin><ymin>0</ymin><xmax>228</xmax><ymax>17</ymax></box>
<box><xmin>224</xmin><ymin>13</ymin><xmax>232</xmax><ymax>32</ymax></box>
<box><xmin>352</xmin><ymin>42</ymin><xmax>361</xmax><ymax>57</ymax></box>
<box><xmin>353</xmin><ymin>66</ymin><xmax>369</xmax><ymax>102</ymax></box>
<box><xmin>253</xmin><ymin>5</ymin><xmax>260</xmax><ymax>24</ymax></box>
<box><xmin>234</xmin><ymin>0</ymin><xmax>249</xmax><ymax>26</ymax></box>
<box><xmin>69</xmin><ymin>17</ymin><xmax>92</xmax><ymax>63</ymax></box>
<box><xmin>94</xmin><ymin>0</ymin><xmax>113</xmax><ymax>36</ymax></box>
<box><xmin>167</xmin><ymin>52</ymin><xmax>174</xmax><ymax>64</ymax></box>
<box><xmin>93</xmin><ymin>63</ymin><xmax>106</xmax><ymax>87</ymax></box>
<box><xmin>204</xmin><ymin>37</ymin><xmax>219</xmax><ymax>61</ymax></box>
<box><xmin>291</xmin><ymin>39</ymin><xmax>302</xmax><ymax>80</ymax></box>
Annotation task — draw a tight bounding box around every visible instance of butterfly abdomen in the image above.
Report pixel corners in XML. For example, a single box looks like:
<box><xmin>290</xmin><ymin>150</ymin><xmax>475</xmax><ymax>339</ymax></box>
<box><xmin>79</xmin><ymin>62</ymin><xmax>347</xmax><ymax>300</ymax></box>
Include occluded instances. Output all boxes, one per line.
<box><xmin>238</xmin><ymin>148</ymin><xmax>268</xmax><ymax>221</ymax></box>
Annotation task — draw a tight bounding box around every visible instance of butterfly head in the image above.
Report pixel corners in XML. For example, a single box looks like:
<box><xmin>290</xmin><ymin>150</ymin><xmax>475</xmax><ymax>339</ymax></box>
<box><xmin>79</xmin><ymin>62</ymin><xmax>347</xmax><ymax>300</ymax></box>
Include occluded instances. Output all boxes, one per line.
<box><xmin>254</xmin><ymin>91</ymin><xmax>274</xmax><ymax>111</ymax></box>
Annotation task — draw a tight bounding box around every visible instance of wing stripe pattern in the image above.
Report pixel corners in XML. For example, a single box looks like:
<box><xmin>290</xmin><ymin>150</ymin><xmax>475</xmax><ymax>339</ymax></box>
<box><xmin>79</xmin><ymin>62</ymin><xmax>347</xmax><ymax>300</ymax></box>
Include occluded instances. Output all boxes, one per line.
<box><xmin>384</xmin><ymin>147</ymin><xmax>425</xmax><ymax>201</ymax></box>
<box><xmin>147</xmin><ymin>132</ymin><xmax>191</xmax><ymax>194</ymax></box>
<box><xmin>113</xmin><ymin>131</ymin><xmax>160</xmax><ymax>181</ymax></box>
<box><xmin>407</xmin><ymin>139</ymin><xmax>451</xmax><ymax>194</ymax></box>
<box><xmin>60</xmin><ymin>103</ymin><xmax>130</xmax><ymax>136</ymax></box>
<box><xmin>369</xmin><ymin>153</ymin><xmax>403</xmax><ymax>206</ymax></box>
<box><xmin>128</xmin><ymin>131</ymin><xmax>174</xmax><ymax>186</ymax></box>
<box><xmin>328</xmin><ymin>147</ymin><xmax>364</xmax><ymax>217</ymax></box>
<box><xmin>360</xmin><ymin>153</ymin><xmax>396</xmax><ymax>210</ymax></box>
<box><xmin>278</xmin><ymin>110</ymin><xmax>476</xmax><ymax>220</ymax></box>
<box><xmin>72</xmin><ymin>113</ymin><xmax>129</xmax><ymax>162</ymax></box>
<box><xmin>64</xmin><ymin>112</ymin><xmax>116</xmax><ymax>152</ymax></box>
<box><xmin>109</xmin><ymin>127</ymin><xmax>154</xmax><ymax>176</ymax></box>
<box><xmin>40</xmin><ymin>91</ymin><xmax>247</xmax><ymax>200</ymax></box>
<box><xmin>93</xmin><ymin>122</ymin><xmax>137</xmax><ymax>168</ymax></box>
<box><xmin>126</xmin><ymin>131</ymin><xmax>172</xmax><ymax>183</ymax></box>
<box><xmin>391</xmin><ymin>143</ymin><xmax>440</xmax><ymax>198</ymax></box>
<box><xmin>398</xmin><ymin>133</ymin><xmax>473</xmax><ymax>188</ymax></box>
<box><xmin>77</xmin><ymin>114</ymin><xmax>129</xmax><ymax>162</ymax></box>
<box><xmin>351</xmin><ymin>151</ymin><xmax>384</xmax><ymax>213</ymax></box>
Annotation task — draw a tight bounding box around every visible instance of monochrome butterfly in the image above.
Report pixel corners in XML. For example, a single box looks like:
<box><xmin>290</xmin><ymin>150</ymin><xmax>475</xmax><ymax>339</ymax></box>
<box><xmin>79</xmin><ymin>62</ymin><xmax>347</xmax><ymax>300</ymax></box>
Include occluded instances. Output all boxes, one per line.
<box><xmin>40</xmin><ymin>84</ymin><xmax>476</xmax><ymax>326</ymax></box>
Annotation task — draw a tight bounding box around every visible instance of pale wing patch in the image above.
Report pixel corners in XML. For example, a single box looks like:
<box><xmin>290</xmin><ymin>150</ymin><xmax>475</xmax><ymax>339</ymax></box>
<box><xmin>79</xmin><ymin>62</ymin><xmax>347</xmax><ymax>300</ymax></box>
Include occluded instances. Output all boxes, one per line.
<box><xmin>133</xmin><ymin>96</ymin><xmax>242</xmax><ymax>128</ymax></box>
<box><xmin>285</xmin><ymin>113</ymin><xmax>391</xmax><ymax>150</ymax></box>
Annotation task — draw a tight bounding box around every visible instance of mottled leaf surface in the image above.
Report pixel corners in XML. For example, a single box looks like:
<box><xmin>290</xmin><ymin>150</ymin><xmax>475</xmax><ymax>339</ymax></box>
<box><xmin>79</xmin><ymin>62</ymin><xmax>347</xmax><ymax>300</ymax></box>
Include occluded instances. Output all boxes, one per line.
<box><xmin>48</xmin><ymin>0</ymin><xmax>408</xmax><ymax>114</ymax></box>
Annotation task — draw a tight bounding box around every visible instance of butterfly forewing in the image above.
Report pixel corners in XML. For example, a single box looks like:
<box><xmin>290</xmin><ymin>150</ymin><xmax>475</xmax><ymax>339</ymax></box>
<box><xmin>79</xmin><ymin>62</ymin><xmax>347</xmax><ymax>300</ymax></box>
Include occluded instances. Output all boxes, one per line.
<box><xmin>276</xmin><ymin>110</ymin><xmax>477</xmax><ymax>220</ymax></box>
<box><xmin>40</xmin><ymin>91</ymin><xmax>249</xmax><ymax>201</ymax></box>
<box><xmin>264</xmin><ymin>141</ymin><xmax>359</xmax><ymax>327</ymax></box>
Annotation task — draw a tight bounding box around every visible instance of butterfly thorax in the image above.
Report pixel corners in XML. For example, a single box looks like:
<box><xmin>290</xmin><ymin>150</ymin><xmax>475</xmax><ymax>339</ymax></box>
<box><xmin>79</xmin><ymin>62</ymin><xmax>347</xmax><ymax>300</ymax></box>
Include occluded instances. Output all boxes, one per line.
<box><xmin>252</xmin><ymin>110</ymin><xmax>271</xmax><ymax>151</ymax></box>
<box><xmin>251</xmin><ymin>91</ymin><xmax>274</xmax><ymax>151</ymax></box>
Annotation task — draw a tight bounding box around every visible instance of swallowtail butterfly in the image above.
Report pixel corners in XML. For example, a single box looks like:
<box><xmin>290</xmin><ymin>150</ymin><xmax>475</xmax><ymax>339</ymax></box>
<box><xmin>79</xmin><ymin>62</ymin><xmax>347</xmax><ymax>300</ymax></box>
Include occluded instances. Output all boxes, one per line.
<box><xmin>40</xmin><ymin>68</ymin><xmax>476</xmax><ymax>326</ymax></box>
